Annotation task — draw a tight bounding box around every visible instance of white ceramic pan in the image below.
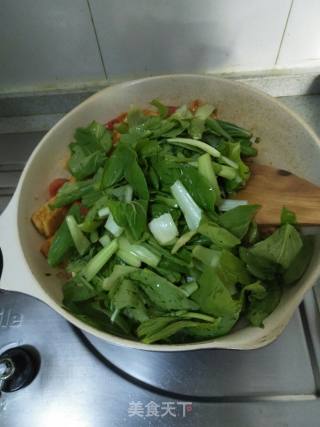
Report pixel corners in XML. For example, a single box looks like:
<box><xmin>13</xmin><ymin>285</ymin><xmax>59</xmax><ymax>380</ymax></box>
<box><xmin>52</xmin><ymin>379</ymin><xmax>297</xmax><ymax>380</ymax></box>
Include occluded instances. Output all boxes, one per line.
<box><xmin>1</xmin><ymin>74</ymin><xmax>320</xmax><ymax>352</ymax></box>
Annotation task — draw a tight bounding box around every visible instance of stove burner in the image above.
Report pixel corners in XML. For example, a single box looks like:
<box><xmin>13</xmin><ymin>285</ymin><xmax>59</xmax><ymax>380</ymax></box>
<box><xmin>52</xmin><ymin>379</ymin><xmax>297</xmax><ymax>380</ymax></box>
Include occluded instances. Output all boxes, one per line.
<box><xmin>0</xmin><ymin>346</ymin><xmax>41</xmax><ymax>393</ymax></box>
<box><xmin>78</xmin><ymin>307</ymin><xmax>316</xmax><ymax>400</ymax></box>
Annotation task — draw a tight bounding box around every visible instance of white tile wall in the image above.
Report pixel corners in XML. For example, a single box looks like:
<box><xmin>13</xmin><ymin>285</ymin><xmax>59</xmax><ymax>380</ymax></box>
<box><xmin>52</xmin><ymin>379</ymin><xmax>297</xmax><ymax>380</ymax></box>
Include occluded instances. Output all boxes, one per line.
<box><xmin>0</xmin><ymin>0</ymin><xmax>319</xmax><ymax>91</ymax></box>
<box><xmin>89</xmin><ymin>0</ymin><xmax>292</xmax><ymax>78</ymax></box>
<box><xmin>0</xmin><ymin>0</ymin><xmax>106</xmax><ymax>89</ymax></box>
<box><xmin>277</xmin><ymin>0</ymin><xmax>320</xmax><ymax>68</ymax></box>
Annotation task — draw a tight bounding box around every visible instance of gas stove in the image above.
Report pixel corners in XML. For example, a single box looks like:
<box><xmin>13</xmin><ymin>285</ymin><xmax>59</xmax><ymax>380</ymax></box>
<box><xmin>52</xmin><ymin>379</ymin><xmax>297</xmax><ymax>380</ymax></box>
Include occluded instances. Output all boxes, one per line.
<box><xmin>1</xmin><ymin>88</ymin><xmax>320</xmax><ymax>427</ymax></box>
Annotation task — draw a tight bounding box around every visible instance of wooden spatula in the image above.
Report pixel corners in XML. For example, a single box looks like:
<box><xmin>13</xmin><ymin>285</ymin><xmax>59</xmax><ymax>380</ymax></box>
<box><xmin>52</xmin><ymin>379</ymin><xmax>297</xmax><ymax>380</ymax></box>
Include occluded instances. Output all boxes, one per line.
<box><xmin>234</xmin><ymin>163</ymin><xmax>320</xmax><ymax>225</ymax></box>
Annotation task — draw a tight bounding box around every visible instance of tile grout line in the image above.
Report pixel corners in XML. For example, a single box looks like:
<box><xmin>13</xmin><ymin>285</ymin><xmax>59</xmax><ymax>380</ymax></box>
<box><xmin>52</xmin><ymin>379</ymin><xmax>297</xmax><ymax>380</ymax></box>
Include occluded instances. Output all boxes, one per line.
<box><xmin>275</xmin><ymin>0</ymin><xmax>294</xmax><ymax>65</ymax></box>
<box><xmin>86</xmin><ymin>0</ymin><xmax>108</xmax><ymax>80</ymax></box>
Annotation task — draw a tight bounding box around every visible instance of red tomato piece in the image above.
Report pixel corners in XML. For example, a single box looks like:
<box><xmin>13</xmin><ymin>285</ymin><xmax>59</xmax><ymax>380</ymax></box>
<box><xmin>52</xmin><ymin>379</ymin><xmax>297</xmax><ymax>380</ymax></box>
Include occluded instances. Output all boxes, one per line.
<box><xmin>106</xmin><ymin>112</ymin><xmax>127</xmax><ymax>130</ymax></box>
<box><xmin>189</xmin><ymin>99</ymin><xmax>202</xmax><ymax>113</ymax></box>
<box><xmin>48</xmin><ymin>178</ymin><xmax>68</xmax><ymax>198</ymax></box>
<box><xmin>167</xmin><ymin>106</ymin><xmax>177</xmax><ymax>116</ymax></box>
<box><xmin>73</xmin><ymin>201</ymin><xmax>89</xmax><ymax>216</ymax></box>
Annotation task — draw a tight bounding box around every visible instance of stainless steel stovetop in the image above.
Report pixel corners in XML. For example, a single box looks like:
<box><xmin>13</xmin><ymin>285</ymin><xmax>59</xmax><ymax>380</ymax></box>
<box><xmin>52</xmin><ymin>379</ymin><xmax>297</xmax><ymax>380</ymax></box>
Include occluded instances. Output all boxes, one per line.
<box><xmin>1</xmin><ymin>89</ymin><xmax>320</xmax><ymax>427</ymax></box>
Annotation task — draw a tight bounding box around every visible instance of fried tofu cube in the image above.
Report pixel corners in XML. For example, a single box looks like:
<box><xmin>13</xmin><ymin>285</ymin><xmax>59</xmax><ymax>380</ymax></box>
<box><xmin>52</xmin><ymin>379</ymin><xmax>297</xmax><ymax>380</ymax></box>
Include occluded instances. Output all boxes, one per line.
<box><xmin>40</xmin><ymin>236</ymin><xmax>53</xmax><ymax>258</ymax></box>
<box><xmin>32</xmin><ymin>198</ymin><xmax>67</xmax><ymax>238</ymax></box>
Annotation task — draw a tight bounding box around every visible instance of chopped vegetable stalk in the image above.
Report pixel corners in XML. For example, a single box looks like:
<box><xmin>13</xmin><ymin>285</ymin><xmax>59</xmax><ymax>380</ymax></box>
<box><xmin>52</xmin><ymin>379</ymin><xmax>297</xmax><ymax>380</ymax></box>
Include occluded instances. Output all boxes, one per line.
<box><xmin>47</xmin><ymin>204</ymin><xmax>82</xmax><ymax>267</ymax></box>
<box><xmin>112</xmin><ymin>185</ymin><xmax>133</xmax><ymax>202</ymax></box>
<box><xmin>180</xmin><ymin>281</ymin><xmax>198</xmax><ymax>297</ymax></box>
<box><xmin>167</xmin><ymin>137</ymin><xmax>221</xmax><ymax>158</ymax></box>
<box><xmin>148</xmin><ymin>213</ymin><xmax>178</xmax><ymax>245</ymax></box>
<box><xmin>99</xmin><ymin>233</ymin><xmax>111</xmax><ymax>247</ymax></box>
<box><xmin>192</xmin><ymin>245</ymin><xmax>221</xmax><ymax>267</ymax></box>
<box><xmin>98</xmin><ymin>207</ymin><xmax>110</xmax><ymax>218</ymax></box>
<box><xmin>119</xmin><ymin>237</ymin><xmax>160</xmax><ymax>268</ymax></box>
<box><xmin>110</xmin><ymin>308</ymin><xmax>120</xmax><ymax>323</ymax></box>
<box><xmin>105</xmin><ymin>213</ymin><xmax>123</xmax><ymax>237</ymax></box>
<box><xmin>171</xmin><ymin>180</ymin><xmax>202</xmax><ymax>230</ymax></box>
<box><xmin>117</xmin><ymin>249</ymin><xmax>142</xmax><ymax>267</ymax></box>
<box><xmin>220</xmin><ymin>155</ymin><xmax>239</xmax><ymax>169</ymax></box>
<box><xmin>195</xmin><ymin>104</ymin><xmax>215</xmax><ymax>120</ymax></box>
<box><xmin>219</xmin><ymin>199</ymin><xmax>248</xmax><ymax>211</ymax></box>
<box><xmin>171</xmin><ymin>230</ymin><xmax>197</xmax><ymax>254</ymax></box>
<box><xmin>181</xmin><ymin>311</ymin><xmax>215</xmax><ymax>322</ymax></box>
<box><xmin>66</xmin><ymin>215</ymin><xmax>91</xmax><ymax>256</ymax></box>
<box><xmin>102</xmin><ymin>265</ymin><xmax>137</xmax><ymax>291</ymax></box>
<box><xmin>124</xmin><ymin>185</ymin><xmax>133</xmax><ymax>202</ymax></box>
<box><xmin>90</xmin><ymin>231</ymin><xmax>99</xmax><ymax>243</ymax></box>
<box><xmin>198</xmin><ymin>153</ymin><xmax>220</xmax><ymax>204</ymax></box>
<box><xmin>83</xmin><ymin>239</ymin><xmax>118</xmax><ymax>281</ymax></box>
<box><xmin>212</xmin><ymin>163</ymin><xmax>237</xmax><ymax>180</ymax></box>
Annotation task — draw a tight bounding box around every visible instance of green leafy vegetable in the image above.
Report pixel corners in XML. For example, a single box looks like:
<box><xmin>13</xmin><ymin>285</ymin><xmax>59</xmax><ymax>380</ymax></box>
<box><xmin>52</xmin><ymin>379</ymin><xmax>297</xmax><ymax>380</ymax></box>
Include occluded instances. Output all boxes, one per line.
<box><xmin>39</xmin><ymin>100</ymin><xmax>307</xmax><ymax>344</ymax></box>
<box><xmin>191</xmin><ymin>266</ymin><xmax>240</xmax><ymax>318</ymax></box>
<box><xmin>282</xmin><ymin>236</ymin><xmax>314</xmax><ymax>285</ymax></box>
<box><xmin>248</xmin><ymin>224</ymin><xmax>303</xmax><ymax>269</ymax></box>
<box><xmin>219</xmin><ymin>204</ymin><xmax>260</xmax><ymax>238</ymax></box>
<box><xmin>245</xmin><ymin>282</ymin><xmax>282</xmax><ymax>327</ymax></box>
<box><xmin>280</xmin><ymin>207</ymin><xmax>297</xmax><ymax>225</ymax></box>
<box><xmin>48</xmin><ymin>204</ymin><xmax>82</xmax><ymax>266</ymax></box>
<box><xmin>130</xmin><ymin>269</ymin><xmax>199</xmax><ymax>311</ymax></box>
<box><xmin>68</xmin><ymin>121</ymin><xmax>112</xmax><ymax>180</ymax></box>
<box><xmin>198</xmin><ymin>222</ymin><xmax>240</xmax><ymax>249</ymax></box>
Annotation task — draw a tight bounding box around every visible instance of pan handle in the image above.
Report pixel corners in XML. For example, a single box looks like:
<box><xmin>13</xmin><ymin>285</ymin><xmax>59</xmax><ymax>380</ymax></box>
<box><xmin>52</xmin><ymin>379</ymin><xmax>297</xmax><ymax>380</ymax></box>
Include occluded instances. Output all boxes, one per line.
<box><xmin>0</xmin><ymin>194</ymin><xmax>45</xmax><ymax>300</ymax></box>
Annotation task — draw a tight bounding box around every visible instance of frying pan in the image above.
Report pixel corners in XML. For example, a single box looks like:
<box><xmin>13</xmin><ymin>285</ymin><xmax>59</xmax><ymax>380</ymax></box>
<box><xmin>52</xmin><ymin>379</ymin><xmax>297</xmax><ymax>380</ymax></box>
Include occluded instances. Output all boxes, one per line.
<box><xmin>1</xmin><ymin>74</ymin><xmax>320</xmax><ymax>351</ymax></box>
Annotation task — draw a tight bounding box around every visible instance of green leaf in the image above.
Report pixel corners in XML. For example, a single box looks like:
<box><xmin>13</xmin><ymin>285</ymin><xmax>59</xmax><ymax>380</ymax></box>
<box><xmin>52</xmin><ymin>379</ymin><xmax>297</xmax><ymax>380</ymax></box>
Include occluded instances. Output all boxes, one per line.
<box><xmin>48</xmin><ymin>204</ymin><xmax>82</xmax><ymax>266</ymax></box>
<box><xmin>219</xmin><ymin>204</ymin><xmax>260</xmax><ymax>239</ymax></box>
<box><xmin>239</xmin><ymin>247</ymin><xmax>279</xmax><ymax>281</ymax></box>
<box><xmin>64</xmin><ymin>299</ymin><xmax>132</xmax><ymax>337</ymax></box>
<box><xmin>280</xmin><ymin>207</ymin><xmax>297</xmax><ymax>225</ymax></box>
<box><xmin>145</xmin><ymin>239</ymin><xmax>190</xmax><ymax>267</ymax></box>
<box><xmin>245</xmin><ymin>282</ymin><xmax>282</xmax><ymax>327</ymax></box>
<box><xmin>102</xmin><ymin>143</ymin><xmax>136</xmax><ymax>188</ymax></box>
<box><xmin>217</xmin><ymin>120</ymin><xmax>252</xmax><ymax>139</ymax></box>
<box><xmin>189</xmin><ymin>117</ymin><xmax>205</xmax><ymax>140</ymax></box>
<box><xmin>125</xmin><ymin>200</ymin><xmax>148</xmax><ymax>240</ymax></box>
<box><xmin>111</xmin><ymin>279</ymin><xmax>149</xmax><ymax>323</ymax></box>
<box><xmin>68</xmin><ymin>150</ymin><xmax>106</xmax><ymax>181</ymax></box>
<box><xmin>102</xmin><ymin>264</ymin><xmax>138</xmax><ymax>291</ymax></box>
<box><xmin>237</xmin><ymin>138</ymin><xmax>257</xmax><ymax>157</ymax></box>
<box><xmin>68</xmin><ymin>121</ymin><xmax>112</xmax><ymax>180</ymax></box>
<box><xmin>218</xmin><ymin>249</ymin><xmax>252</xmax><ymax>287</ymax></box>
<box><xmin>249</xmin><ymin>224</ymin><xmax>303</xmax><ymax>269</ymax></box>
<box><xmin>225</xmin><ymin>141</ymin><xmax>250</xmax><ymax>183</ymax></box>
<box><xmin>124</xmin><ymin>159</ymin><xmax>149</xmax><ymax>201</ymax></box>
<box><xmin>53</xmin><ymin>179</ymin><xmax>94</xmax><ymax>208</ymax></box>
<box><xmin>130</xmin><ymin>269</ymin><xmax>199</xmax><ymax>311</ymax></box>
<box><xmin>198</xmin><ymin>153</ymin><xmax>220</xmax><ymax>204</ymax></box>
<box><xmin>150</xmin><ymin>99</ymin><xmax>168</xmax><ymax>118</ymax></box>
<box><xmin>107</xmin><ymin>199</ymin><xmax>148</xmax><ymax>241</ymax></box>
<box><xmin>63</xmin><ymin>276</ymin><xmax>97</xmax><ymax>303</ymax></box>
<box><xmin>137</xmin><ymin>317</ymin><xmax>176</xmax><ymax>339</ymax></box>
<box><xmin>192</xmin><ymin>246</ymin><xmax>251</xmax><ymax>293</ymax></box>
<box><xmin>206</xmin><ymin>118</ymin><xmax>232</xmax><ymax>140</ymax></box>
<box><xmin>240</xmin><ymin>281</ymin><xmax>266</xmax><ymax>305</ymax></box>
<box><xmin>75</xmin><ymin>121</ymin><xmax>112</xmax><ymax>149</ymax></box>
<box><xmin>151</xmin><ymin>157</ymin><xmax>181</xmax><ymax>187</ymax></box>
<box><xmin>191</xmin><ymin>266</ymin><xmax>240</xmax><ymax>318</ymax></box>
<box><xmin>182</xmin><ymin>316</ymin><xmax>237</xmax><ymax>340</ymax></box>
<box><xmin>150</xmin><ymin>203</ymin><xmax>181</xmax><ymax>223</ymax></box>
<box><xmin>283</xmin><ymin>236</ymin><xmax>314</xmax><ymax>285</ymax></box>
<box><xmin>141</xmin><ymin>320</ymin><xmax>201</xmax><ymax>344</ymax></box>
<box><xmin>179</xmin><ymin>165</ymin><xmax>215</xmax><ymax>211</ymax></box>
<box><xmin>198</xmin><ymin>222</ymin><xmax>240</xmax><ymax>249</ymax></box>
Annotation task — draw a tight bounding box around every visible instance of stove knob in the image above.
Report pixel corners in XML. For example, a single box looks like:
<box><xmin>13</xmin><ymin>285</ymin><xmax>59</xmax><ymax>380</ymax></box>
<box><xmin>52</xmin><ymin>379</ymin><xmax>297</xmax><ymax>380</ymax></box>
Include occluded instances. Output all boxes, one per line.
<box><xmin>0</xmin><ymin>346</ymin><xmax>40</xmax><ymax>393</ymax></box>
